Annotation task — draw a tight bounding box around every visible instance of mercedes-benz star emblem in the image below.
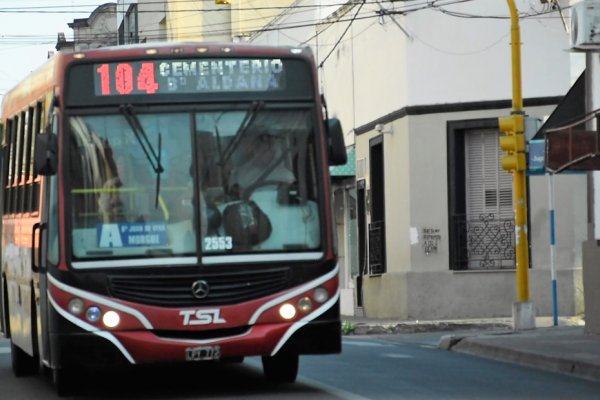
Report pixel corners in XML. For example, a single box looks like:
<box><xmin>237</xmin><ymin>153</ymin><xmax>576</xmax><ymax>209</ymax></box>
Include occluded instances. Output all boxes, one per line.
<box><xmin>191</xmin><ymin>280</ymin><xmax>210</xmax><ymax>299</ymax></box>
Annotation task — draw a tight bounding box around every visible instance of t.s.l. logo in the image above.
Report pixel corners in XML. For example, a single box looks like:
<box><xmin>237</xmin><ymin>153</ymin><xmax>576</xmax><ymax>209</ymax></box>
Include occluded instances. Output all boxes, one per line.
<box><xmin>179</xmin><ymin>309</ymin><xmax>227</xmax><ymax>326</ymax></box>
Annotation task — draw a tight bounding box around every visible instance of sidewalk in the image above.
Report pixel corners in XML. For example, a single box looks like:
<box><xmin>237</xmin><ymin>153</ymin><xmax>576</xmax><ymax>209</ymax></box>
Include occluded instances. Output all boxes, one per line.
<box><xmin>342</xmin><ymin>315</ymin><xmax>600</xmax><ymax>382</ymax></box>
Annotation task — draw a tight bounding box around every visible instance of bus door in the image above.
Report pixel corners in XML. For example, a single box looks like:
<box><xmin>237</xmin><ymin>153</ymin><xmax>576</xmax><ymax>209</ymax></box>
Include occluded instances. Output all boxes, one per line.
<box><xmin>33</xmin><ymin>108</ymin><xmax>60</xmax><ymax>366</ymax></box>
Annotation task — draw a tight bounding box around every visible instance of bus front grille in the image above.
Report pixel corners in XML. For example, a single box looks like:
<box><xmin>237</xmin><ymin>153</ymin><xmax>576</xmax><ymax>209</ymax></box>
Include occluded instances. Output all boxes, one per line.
<box><xmin>107</xmin><ymin>267</ymin><xmax>291</xmax><ymax>307</ymax></box>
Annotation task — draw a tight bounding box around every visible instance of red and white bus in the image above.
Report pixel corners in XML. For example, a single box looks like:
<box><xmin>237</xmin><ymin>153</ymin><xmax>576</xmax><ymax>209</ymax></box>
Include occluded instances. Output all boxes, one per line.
<box><xmin>0</xmin><ymin>42</ymin><xmax>346</xmax><ymax>395</ymax></box>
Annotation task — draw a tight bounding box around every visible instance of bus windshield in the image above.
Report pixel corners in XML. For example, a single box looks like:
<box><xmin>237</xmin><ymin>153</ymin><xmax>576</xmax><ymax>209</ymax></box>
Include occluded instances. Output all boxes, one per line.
<box><xmin>68</xmin><ymin>106</ymin><xmax>321</xmax><ymax>261</ymax></box>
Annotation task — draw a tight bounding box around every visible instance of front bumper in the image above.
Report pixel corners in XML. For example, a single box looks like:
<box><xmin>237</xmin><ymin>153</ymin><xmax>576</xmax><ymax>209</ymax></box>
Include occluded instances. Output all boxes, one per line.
<box><xmin>47</xmin><ymin>268</ymin><xmax>341</xmax><ymax>368</ymax></box>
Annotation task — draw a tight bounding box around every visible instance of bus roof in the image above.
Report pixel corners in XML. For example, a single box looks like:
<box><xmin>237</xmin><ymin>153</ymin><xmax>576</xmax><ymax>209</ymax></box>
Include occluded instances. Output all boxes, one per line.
<box><xmin>78</xmin><ymin>42</ymin><xmax>314</xmax><ymax>61</ymax></box>
<box><xmin>1</xmin><ymin>53</ymin><xmax>62</xmax><ymax>119</ymax></box>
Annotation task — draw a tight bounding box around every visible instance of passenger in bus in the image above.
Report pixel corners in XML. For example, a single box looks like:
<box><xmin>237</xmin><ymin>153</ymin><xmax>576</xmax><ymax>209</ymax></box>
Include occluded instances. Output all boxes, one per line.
<box><xmin>97</xmin><ymin>151</ymin><xmax>127</xmax><ymax>223</ymax></box>
<box><xmin>162</xmin><ymin>155</ymin><xmax>194</xmax><ymax>222</ymax></box>
<box><xmin>98</xmin><ymin>151</ymin><xmax>163</xmax><ymax>223</ymax></box>
<box><xmin>97</xmin><ymin>176</ymin><xmax>126</xmax><ymax>222</ymax></box>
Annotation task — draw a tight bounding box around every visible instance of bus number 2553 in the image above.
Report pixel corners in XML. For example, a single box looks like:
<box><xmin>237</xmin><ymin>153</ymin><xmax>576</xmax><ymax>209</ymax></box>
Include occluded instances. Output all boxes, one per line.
<box><xmin>204</xmin><ymin>236</ymin><xmax>233</xmax><ymax>251</ymax></box>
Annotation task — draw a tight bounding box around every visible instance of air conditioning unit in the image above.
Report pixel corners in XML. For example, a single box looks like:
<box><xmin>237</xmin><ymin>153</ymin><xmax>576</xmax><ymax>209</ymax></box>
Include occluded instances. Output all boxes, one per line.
<box><xmin>571</xmin><ymin>1</ymin><xmax>600</xmax><ymax>50</ymax></box>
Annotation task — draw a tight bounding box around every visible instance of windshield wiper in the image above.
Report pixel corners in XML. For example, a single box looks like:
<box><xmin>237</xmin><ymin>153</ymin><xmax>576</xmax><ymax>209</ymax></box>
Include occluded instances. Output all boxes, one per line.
<box><xmin>220</xmin><ymin>100</ymin><xmax>263</xmax><ymax>164</ymax></box>
<box><xmin>119</xmin><ymin>105</ymin><xmax>164</xmax><ymax>208</ymax></box>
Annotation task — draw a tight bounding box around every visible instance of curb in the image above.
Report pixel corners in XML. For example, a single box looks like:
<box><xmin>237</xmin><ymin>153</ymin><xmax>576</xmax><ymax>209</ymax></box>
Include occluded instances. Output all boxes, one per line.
<box><xmin>447</xmin><ymin>335</ymin><xmax>600</xmax><ymax>382</ymax></box>
<box><xmin>343</xmin><ymin>322</ymin><xmax>512</xmax><ymax>336</ymax></box>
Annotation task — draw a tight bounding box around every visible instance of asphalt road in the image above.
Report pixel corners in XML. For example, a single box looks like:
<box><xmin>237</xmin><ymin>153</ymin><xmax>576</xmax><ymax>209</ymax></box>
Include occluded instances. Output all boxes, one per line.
<box><xmin>2</xmin><ymin>333</ymin><xmax>600</xmax><ymax>399</ymax></box>
<box><xmin>302</xmin><ymin>333</ymin><xmax>600</xmax><ymax>399</ymax></box>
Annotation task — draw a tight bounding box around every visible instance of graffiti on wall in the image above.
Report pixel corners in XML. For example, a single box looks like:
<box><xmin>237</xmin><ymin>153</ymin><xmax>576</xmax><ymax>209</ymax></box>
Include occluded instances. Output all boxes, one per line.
<box><xmin>422</xmin><ymin>227</ymin><xmax>441</xmax><ymax>255</ymax></box>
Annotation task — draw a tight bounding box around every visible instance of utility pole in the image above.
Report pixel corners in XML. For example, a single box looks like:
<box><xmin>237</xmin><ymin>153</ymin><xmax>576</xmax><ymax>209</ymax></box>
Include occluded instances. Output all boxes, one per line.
<box><xmin>498</xmin><ymin>0</ymin><xmax>535</xmax><ymax>330</ymax></box>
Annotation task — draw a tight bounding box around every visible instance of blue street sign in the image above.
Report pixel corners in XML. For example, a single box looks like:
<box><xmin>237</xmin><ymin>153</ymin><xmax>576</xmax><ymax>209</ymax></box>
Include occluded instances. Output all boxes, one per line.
<box><xmin>528</xmin><ymin>139</ymin><xmax>545</xmax><ymax>175</ymax></box>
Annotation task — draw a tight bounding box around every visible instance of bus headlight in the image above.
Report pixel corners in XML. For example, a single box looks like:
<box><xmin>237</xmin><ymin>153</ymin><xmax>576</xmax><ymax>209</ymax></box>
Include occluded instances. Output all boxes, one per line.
<box><xmin>67</xmin><ymin>298</ymin><xmax>84</xmax><ymax>315</ymax></box>
<box><xmin>313</xmin><ymin>287</ymin><xmax>329</xmax><ymax>304</ymax></box>
<box><xmin>298</xmin><ymin>297</ymin><xmax>313</xmax><ymax>312</ymax></box>
<box><xmin>279</xmin><ymin>303</ymin><xmax>297</xmax><ymax>320</ymax></box>
<box><xmin>102</xmin><ymin>311</ymin><xmax>120</xmax><ymax>328</ymax></box>
<box><xmin>85</xmin><ymin>306</ymin><xmax>102</xmax><ymax>323</ymax></box>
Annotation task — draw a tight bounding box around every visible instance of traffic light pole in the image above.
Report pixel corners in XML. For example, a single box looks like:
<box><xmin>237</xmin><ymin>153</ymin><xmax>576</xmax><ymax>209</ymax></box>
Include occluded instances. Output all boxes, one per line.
<box><xmin>501</xmin><ymin>0</ymin><xmax>535</xmax><ymax>330</ymax></box>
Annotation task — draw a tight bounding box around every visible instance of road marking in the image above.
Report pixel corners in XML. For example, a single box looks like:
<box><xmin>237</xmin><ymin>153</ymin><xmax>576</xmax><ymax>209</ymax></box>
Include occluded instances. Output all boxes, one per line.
<box><xmin>297</xmin><ymin>376</ymin><xmax>373</xmax><ymax>400</ymax></box>
<box><xmin>343</xmin><ymin>339</ymin><xmax>394</xmax><ymax>347</ymax></box>
<box><xmin>245</xmin><ymin>357</ymin><xmax>372</xmax><ymax>400</ymax></box>
<box><xmin>382</xmin><ymin>353</ymin><xmax>413</xmax><ymax>359</ymax></box>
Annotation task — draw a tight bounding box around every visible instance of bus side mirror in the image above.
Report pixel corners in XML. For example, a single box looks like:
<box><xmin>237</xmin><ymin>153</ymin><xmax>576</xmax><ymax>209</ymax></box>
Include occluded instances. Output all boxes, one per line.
<box><xmin>327</xmin><ymin>118</ymin><xmax>347</xmax><ymax>166</ymax></box>
<box><xmin>34</xmin><ymin>132</ymin><xmax>58</xmax><ymax>176</ymax></box>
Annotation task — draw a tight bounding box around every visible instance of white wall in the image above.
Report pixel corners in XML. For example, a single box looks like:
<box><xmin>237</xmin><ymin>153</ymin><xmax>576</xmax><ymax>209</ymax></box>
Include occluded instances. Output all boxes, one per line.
<box><xmin>404</xmin><ymin>1</ymin><xmax>572</xmax><ymax>105</ymax></box>
<box><xmin>529</xmin><ymin>174</ymin><xmax>588</xmax><ymax>271</ymax></box>
<box><xmin>314</xmin><ymin>11</ymin><xmax>408</xmax><ymax>133</ymax></box>
<box><xmin>138</xmin><ymin>0</ymin><xmax>167</xmax><ymax>43</ymax></box>
<box><xmin>316</xmin><ymin>0</ymin><xmax>572</xmax><ymax>132</ymax></box>
<box><xmin>117</xmin><ymin>0</ymin><xmax>137</xmax><ymax>28</ymax></box>
<box><xmin>208</xmin><ymin>1</ymin><xmax>572</xmax><ymax>133</ymax></box>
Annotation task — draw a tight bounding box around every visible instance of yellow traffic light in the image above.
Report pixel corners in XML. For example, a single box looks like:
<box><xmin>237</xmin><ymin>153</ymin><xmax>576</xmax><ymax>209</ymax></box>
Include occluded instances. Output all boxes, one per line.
<box><xmin>499</xmin><ymin>114</ymin><xmax>524</xmax><ymax>135</ymax></box>
<box><xmin>499</xmin><ymin>134</ymin><xmax>525</xmax><ymax>153</ymax></box>
<box><xmin>501</xmin><ymin>151</ymin><xmax>526</xmax><ymax>171</ymax></box>
<box><xmin>499</xmin><ymin>114</ymin><xmax>526</xmax><ymax>172</ymax></box>
<box><xmin>499</xmin><ymin>133</ymin><xmax>526</xmax><ymax>171</ymax></box>
<box><xmin>215</xmin><ymin>0</ymin><xmax>231</xmax><ymax>4</ymax></box>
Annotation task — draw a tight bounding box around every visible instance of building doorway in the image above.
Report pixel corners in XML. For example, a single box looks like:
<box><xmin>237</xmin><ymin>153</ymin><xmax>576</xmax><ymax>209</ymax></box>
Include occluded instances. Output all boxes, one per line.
<box><xmin>368</xmin><ymin>135</ymin><xmax>386</xmax><ymax>274</ymax></box>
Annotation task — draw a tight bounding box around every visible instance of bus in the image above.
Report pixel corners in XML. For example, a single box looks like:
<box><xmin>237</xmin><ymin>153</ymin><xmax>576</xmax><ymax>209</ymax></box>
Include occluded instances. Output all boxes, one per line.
<box><xmin>0</xmin><ymin>42</ymin><xmax>346</xmax><ymax>395</ymax></box>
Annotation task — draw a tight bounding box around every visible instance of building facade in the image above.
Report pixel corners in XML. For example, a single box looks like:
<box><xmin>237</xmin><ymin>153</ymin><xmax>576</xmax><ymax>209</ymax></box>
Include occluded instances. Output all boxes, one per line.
<box><xmin>243</xmin><ymin>0</ymin><xmax>585</xmax><ymax>319</ymax></box>
<box><xmin>117</xmin><ymin>0</ymin><xmax>167</xmax><ymax>44</ymax></box>
<box><xmin>57</xmin><ymin>3</ymin><xmax>118</xmax><ymax>51</ymax></box>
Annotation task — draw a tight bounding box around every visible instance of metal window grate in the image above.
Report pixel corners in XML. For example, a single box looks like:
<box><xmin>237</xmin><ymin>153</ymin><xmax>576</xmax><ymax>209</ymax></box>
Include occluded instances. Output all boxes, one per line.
<box><xmin>451</xmin><ymin>213</ymin><xmax>515</xmax><ymax>270</ymax></box>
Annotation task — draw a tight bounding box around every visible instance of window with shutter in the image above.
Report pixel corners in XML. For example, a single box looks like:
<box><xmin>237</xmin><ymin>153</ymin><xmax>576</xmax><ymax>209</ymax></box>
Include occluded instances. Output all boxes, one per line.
<box><xmin>465</xmin><ymin>129</ymin><xmax>513</xmax><ymax>218</ymax></box>
<box><xmin>464</xmin><ymin>129</ymin><xmax>515</xmax><ymax>269</ymax></box>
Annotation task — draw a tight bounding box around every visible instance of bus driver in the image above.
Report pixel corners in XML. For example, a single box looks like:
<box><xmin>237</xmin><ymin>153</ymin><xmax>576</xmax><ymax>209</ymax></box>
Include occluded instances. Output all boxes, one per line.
<box><xmin>229</xmin><ymin>132</ymin><xmax>295</xmax><ymax>199</ymax></box>
<box><xmin>225</xmin><ymin>131</ymin><xmax>319</xmax><ymax>251</ymax></box>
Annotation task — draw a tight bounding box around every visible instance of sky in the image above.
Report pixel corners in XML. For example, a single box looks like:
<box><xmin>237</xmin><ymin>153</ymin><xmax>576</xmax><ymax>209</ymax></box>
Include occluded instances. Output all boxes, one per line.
<box><xmin>0</xmin><ymin>1</ymin><xmax>109</xmax><ymax>107</ymax></box>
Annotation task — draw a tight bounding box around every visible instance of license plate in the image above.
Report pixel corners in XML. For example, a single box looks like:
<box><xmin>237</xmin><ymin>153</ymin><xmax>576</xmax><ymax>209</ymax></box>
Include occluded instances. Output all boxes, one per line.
<box><xmin>185</xmin><ymin>345</ymin><xmax>221</xmax><ymax>361</ymax></box>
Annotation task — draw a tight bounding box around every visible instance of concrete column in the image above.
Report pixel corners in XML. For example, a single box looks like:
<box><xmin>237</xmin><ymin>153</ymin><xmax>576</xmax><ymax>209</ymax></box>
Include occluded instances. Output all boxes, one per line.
<box><xmin>582</xmin><ymin>52</ymin><xmax>600</xmax><ymax>335</ymax></box>
<box><xmin>513</xmin><ymin>301</ymin><xmax>536</xmax><ymax>331</ymax></box>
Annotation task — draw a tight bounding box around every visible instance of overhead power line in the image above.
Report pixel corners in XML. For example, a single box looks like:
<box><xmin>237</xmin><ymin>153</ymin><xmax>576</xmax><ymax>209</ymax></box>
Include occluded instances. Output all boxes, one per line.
<box><xmin>0</xmin><ymin>1</ymin><xmax>357</xmax><ymax>13</ymax></box>
<box><xmin>0</xmin><ymin>0</ymin><xmax>568</xmax><ymax>46</ymax></box>
<box><xmin>319</xmin><ymin>1</ymin><xmax>366</xmax><ymax>68</ymax></box>
<box><xmin>0</xmin><ymin>0</ymin><xmax>566</xmax><ymax>17</ymax></box>
<box><xmin>0</xmin><ymin>3</ymin><xmax>382</xmax><ymax>44</ymax></box>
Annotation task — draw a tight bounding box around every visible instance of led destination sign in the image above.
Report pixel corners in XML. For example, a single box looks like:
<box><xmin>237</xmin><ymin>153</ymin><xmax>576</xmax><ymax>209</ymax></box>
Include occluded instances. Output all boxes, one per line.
<box><xmin>94</xmin><ymin>58</ymin><xmax>286</xmax><ymax>96</ymax></box>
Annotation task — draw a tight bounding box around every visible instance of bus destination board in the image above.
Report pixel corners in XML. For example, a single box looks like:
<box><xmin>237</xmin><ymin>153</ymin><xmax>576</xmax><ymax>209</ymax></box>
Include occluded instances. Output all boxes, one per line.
<box><xmin>94</xmin><ymin>58</ymin><xmax>285</xmax><ymax>96</ymax></box>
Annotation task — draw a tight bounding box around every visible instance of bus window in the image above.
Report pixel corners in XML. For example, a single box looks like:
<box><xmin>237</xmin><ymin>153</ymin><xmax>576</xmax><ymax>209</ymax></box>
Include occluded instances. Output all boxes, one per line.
<box><xmin>3</xmin><ymin>120</ymin><xmax>12</xmax><ymax>214</ymax></box>
<box><xmin>48</xmin><ymin>175</ymin><xmax>59</xmax><ymax>265</ymax></box>
<box><xmin>196</xmin><ymin>108</ymin><xmax>321</xmax><ymax>254</ymax></box>
<box><xmin>16</xmin><ymin>111</ymin><xmax>25</xmax><ymax>185</ymax></box>
<box><xmin>68</xmin><ymin>107</ymin><xmax>322</xmax><ymax>260</ymax></box>
<box><xmin>68</xmin><ymin>112</ymin><xmax>196</xmax><ymax>259</ymax></box>
<box><xmin>9</xmin><ymin>116</ymin><xmax>18</xmax><ymax>214</ymax></box>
